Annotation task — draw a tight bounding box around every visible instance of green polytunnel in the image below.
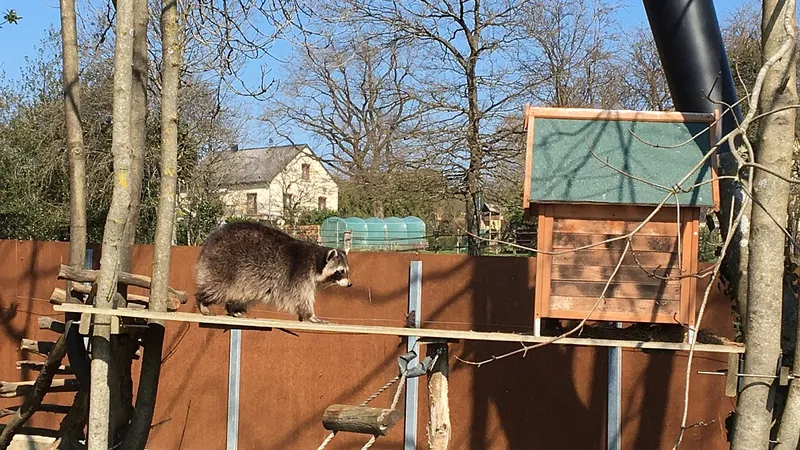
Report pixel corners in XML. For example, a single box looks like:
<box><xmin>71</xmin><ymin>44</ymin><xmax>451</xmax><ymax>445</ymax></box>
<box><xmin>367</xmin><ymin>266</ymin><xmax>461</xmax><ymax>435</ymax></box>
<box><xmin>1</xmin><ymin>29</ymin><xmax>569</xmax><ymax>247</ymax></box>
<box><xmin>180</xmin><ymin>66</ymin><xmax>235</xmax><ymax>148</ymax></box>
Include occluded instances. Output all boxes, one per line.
<box><xmin>320</xmin><ymin>217</ymin><xmax>347</xmax><ymax>248</ymax></box>
<box><xmin>343</xmin><ymin>217</ymin><xmax>368</xmax><ymax>249</ymax></box>
<box><xmin>320</xmin><ymin>216</ymin><xmax>427</xmax><ymax>251</ymax></box>
<box><xmin>383</xmin><ymin>217</ymin><xmax>407</xmax><ymax>248</ymax></box>
<box><xmin>364</xmin><ymin>217</ymin><xmax>388</xmax><ymax>250</ymax></box>
<box><xmin>402</xmin><ymin>217</ymin><xmax>426</xmax><ymax>247</ymax></box>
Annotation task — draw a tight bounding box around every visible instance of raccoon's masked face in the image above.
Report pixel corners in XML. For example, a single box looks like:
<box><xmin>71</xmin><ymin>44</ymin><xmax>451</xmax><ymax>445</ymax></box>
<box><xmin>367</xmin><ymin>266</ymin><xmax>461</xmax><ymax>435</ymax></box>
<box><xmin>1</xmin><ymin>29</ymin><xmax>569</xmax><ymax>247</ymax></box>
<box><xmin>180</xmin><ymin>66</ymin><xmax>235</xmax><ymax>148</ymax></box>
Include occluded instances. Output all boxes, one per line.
<box><xmin>321</xmin><ymin>248</ymin><xmax>352</xmax><ymax>288</ymax></box>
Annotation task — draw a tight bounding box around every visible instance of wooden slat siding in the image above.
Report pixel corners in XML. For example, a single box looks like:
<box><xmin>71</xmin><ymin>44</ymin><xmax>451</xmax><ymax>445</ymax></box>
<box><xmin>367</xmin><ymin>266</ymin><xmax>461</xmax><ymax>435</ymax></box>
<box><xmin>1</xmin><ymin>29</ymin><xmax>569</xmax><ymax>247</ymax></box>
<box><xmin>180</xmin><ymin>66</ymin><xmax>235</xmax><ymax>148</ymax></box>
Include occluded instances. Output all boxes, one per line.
<box><xmin>548</xmin><ymin>203</ymin><xmax>685</xmax><ymax>223</ymax></box>
<box><xmin>523</xmin><ymin>105</ymin><xmax>535</xmax><ymax>208</ymax></box>
<box><xmin>548</xmin><ymin>297</ymin><xmax>680</xmax><ymax>324</ymax></box>
<box><xmin>550</xmin><ymin>249</ymin><xmax>680</xmax><ymax>268</ymax></box>
<box><xmin>552</xmin><ymin>233</ymin><xmax>679</xmax><ymax>253</ymax></box>
<box><xmin>550</xmin><ymin>281</ymin><xmax>681</xmax><ymax>300</ymax></box>
<box><xmin>550</xmin><ymin>265</ymin><xmax>680</xmax><ymax>284</ymax></box>
<box><xmin>534</xmin><ymin>206</ymin><xmax>555</xmax><ymax>331</ymax></box>
<box><xmin>552</xmin><ymin>219</ymin><xmax>680</xmax><ymax>236</ymax></box>
<box><xmin>524</xmin><ymin>106</ymin><xmax>715</xmax><ymax>123</ymax></box>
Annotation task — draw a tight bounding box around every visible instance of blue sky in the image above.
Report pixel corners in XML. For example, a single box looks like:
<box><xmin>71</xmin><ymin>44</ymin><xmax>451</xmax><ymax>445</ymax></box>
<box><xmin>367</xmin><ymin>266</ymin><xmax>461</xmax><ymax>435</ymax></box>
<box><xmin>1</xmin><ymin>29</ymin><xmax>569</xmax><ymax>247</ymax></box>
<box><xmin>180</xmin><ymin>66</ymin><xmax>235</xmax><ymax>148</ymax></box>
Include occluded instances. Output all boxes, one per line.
<box><xmin>0</xmin><ymin>0</ymin><xmax>758</xmax><ymax>147</ymax></box>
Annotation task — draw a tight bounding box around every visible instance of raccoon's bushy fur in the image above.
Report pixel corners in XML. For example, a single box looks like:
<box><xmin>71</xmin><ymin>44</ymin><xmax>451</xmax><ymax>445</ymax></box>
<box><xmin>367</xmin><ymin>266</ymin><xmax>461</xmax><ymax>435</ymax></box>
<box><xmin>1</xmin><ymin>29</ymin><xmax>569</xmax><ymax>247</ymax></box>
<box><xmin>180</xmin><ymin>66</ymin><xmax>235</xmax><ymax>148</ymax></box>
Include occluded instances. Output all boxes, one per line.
<box><xmin>194</xmin><ymin>221</ymin><xmax>352</xmax><ymax>323</ymax></box>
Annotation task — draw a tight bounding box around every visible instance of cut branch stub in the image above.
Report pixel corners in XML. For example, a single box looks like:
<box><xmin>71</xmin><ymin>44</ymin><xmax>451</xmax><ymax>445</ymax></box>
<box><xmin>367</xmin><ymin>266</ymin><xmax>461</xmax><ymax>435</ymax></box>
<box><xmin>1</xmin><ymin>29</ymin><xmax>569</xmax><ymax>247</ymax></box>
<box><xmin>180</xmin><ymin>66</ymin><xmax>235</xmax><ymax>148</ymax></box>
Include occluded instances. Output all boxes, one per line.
<box><xmin>38</xmin><ymin>317</ymin><xmax>66</xmax><ymax>334</ymax></box>
<box><xmin>17</xmin><ymin>360</ymin><xmax>72</xmax><ymax>375</ymax></box>
<box><xmin>57</xmin><ymin>264</ymin><xmax>188</xmax><ymax>304</ymax></box>
<box><xmin>0</xmin><ymin>379</ymin><xmax>80</xmax><ymax>398</ymax></box>
<box><xmin>0</xmin><ymin>403</ymin><xmax>72</xmax><ymax>419</ymax></box>
<box><xmin>20</xmin><ymin>339</ymin><xmax>56</xmax><ymax>357</ymax></box>
<box><xmin>322</xmin><ymin>404</ymin><xmax>403</xmax><ymax>436</ymax></box>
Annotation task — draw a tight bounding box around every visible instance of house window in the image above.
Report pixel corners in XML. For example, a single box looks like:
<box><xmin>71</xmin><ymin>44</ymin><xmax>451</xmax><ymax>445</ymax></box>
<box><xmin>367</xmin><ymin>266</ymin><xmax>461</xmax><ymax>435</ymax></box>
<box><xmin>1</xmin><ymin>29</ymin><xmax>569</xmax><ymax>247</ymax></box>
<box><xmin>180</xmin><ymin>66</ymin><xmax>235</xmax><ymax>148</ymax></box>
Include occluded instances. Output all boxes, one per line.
<box><xmin>283</xmin><ymin>193</ymin><xmax>293</xmax><ymax>216</ymax></box>
<box><xmin>318</xmin><ymin>196</ymin><xmax>327</xmax><ymax>210</ymax></box>
<box><xmin>246</xmin><ymin>193</ymin><xmax>257</xmax><ymax>215</ymax></box>
<box><xmin>301</xmin><ymin>163</ymin><xmax>310</xmax><ymax>181</ymax></box>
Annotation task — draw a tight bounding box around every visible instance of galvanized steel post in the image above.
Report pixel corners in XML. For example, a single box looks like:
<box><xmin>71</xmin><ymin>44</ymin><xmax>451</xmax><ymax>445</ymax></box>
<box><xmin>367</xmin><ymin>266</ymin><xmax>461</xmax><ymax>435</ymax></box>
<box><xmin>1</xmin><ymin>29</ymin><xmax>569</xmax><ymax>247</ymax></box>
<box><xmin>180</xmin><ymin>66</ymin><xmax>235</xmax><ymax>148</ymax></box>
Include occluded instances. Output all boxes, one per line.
<box><xmin>227</xmin><ymin>328</ymin><xmax>242</xmax><ymax>450</ymax></box>
<box><xmin>405</xmin><ymin>261</ymin><xmax>422</xmax><ymax>450</ymax></box>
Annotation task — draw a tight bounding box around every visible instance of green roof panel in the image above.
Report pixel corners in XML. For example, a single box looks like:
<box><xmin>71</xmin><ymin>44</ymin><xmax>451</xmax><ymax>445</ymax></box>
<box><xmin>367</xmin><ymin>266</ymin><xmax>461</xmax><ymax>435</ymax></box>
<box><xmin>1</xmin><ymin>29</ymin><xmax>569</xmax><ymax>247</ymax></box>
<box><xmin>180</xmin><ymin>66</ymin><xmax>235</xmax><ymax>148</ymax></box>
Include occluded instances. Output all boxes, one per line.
<box><xmin>529</xmin><ymin>118</ymin><xmax>715</xmax><ymax>207</ymax></box>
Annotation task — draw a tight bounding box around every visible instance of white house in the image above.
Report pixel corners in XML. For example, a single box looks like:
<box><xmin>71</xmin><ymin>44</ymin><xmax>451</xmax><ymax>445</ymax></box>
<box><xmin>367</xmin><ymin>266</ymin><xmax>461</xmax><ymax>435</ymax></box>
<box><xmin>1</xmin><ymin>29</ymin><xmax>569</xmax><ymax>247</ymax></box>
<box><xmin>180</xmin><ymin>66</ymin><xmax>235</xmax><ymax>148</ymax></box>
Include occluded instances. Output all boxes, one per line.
<box><xmin>209</xmin><ymin>144</ymin><xmax>338</xmax><ymax>224</ymax></box>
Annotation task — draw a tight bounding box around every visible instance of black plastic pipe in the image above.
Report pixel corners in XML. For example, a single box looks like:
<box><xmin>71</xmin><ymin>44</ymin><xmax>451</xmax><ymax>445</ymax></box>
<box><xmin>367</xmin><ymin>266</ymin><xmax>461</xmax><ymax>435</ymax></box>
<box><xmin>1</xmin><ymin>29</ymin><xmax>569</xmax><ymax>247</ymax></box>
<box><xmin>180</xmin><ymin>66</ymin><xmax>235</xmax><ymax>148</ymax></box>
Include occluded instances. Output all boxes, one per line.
<box><xmin>642</xmin><ymin>0</ymin><xmax>743</xmax><ymax>154</ymax></box>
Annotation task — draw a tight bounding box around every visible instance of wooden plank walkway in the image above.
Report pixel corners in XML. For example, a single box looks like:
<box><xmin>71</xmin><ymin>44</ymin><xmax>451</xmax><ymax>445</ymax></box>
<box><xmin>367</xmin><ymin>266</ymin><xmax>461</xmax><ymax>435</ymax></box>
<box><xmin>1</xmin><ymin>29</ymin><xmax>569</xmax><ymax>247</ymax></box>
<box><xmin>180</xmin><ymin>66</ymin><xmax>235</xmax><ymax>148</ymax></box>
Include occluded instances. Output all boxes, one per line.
<box><xmin>53</xmin><ymin>304</ymin><xmax>745</xmax><ymax>354</ymax></box>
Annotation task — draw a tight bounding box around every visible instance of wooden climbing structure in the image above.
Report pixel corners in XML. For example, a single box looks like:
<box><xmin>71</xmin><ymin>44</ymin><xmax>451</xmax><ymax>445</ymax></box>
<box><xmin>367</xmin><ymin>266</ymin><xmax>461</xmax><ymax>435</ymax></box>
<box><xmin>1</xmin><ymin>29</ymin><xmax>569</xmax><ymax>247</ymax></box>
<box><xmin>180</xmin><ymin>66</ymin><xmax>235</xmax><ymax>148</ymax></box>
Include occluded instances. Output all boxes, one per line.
<box><xmin>0</xmin><ymin>263</ymin><xmax>188</xmax><ymax>448</ymax></box>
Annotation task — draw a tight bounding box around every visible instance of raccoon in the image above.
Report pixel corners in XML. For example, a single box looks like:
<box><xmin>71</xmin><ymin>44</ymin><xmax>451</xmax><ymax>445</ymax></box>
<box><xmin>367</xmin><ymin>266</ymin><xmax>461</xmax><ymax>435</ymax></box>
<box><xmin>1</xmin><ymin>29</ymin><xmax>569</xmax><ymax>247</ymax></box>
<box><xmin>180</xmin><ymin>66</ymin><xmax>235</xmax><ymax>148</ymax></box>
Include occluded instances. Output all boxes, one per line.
<box><xmin>194</xmin><ymin>221</ymin><xmax>352</xmax><ymax>323</ymax></box>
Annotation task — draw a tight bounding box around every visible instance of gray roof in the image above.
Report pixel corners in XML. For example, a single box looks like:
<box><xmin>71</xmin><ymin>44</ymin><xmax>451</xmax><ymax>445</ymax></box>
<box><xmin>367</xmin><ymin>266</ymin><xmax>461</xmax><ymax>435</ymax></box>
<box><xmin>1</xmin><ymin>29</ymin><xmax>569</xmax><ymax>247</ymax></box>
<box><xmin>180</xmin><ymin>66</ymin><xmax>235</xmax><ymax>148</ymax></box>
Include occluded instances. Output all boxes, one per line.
<box><xmin>208</xmin><ymin>144</ymin><xmax>309</xmax><ymax>186</ymax></box>
<box><xmin>482</xmin><ymin>202</ymin><xmax>502</xmax><ymax>214</ymax></box>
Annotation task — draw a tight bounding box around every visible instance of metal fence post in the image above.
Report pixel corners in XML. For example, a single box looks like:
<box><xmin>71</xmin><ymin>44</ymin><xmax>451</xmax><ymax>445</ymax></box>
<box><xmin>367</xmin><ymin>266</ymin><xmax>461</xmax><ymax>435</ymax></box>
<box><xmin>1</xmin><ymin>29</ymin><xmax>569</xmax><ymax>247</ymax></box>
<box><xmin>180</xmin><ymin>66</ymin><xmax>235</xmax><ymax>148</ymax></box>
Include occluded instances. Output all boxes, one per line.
<box><xmin>227</xmin><ymin>329</ymin><xmax>242</xmax><ymax>450</ymax></box>
<box><xmin>607</xmin><ymin>323</ymin><xmax>622</xmax><ymax>450</ymax></box>
<box><xmin>405</xmin><ymin>261</ymin><xmax>422</xmax><ymax>450</ymax></box>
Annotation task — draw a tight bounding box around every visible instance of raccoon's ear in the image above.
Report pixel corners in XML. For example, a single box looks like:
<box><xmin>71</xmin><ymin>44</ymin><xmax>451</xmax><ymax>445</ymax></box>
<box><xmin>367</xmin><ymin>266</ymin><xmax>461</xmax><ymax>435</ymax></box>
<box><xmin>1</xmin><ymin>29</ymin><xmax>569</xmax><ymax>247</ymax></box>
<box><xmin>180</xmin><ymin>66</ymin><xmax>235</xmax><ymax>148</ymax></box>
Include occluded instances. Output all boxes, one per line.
<box><xmin>326</xmin><ymin>249</ymin><xmax>337</xmax><ymax>261</ymax></box>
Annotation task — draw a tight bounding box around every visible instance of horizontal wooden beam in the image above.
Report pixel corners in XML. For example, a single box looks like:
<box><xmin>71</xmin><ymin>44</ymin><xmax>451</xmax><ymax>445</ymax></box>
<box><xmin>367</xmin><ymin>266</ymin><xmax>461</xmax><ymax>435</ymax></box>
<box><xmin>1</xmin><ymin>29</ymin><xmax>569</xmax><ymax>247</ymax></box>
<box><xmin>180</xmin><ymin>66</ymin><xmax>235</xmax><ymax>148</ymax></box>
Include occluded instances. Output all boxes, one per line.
<box><xmin>58</xmin><ymin>264</ymin><xmax>189</xmax><ymax>304</ymax></box>
<box><xmin>53</xmin><ymin>304</ymin><xmax>746</xmax><ymax>354</ymax></box>
<box><xmin>50</xmin><ymin>287</ymin><xmax>179</xmax><ymax>312</ymax></box>
<box><xmin>524</xmin><ymin>106</ymin><xmax>715</xmax><ymax>123</ymax></box>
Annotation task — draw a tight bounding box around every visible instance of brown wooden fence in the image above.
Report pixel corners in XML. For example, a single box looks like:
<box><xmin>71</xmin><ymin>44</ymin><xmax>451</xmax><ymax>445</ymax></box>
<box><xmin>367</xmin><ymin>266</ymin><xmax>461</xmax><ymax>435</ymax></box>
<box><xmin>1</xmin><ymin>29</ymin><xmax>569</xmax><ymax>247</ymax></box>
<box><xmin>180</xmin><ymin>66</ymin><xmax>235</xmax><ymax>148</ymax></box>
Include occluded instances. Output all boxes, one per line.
<box><xmin>0</xmin><ymin>239</ymin><xmax>741</xmax><ymax>449</ymax></box>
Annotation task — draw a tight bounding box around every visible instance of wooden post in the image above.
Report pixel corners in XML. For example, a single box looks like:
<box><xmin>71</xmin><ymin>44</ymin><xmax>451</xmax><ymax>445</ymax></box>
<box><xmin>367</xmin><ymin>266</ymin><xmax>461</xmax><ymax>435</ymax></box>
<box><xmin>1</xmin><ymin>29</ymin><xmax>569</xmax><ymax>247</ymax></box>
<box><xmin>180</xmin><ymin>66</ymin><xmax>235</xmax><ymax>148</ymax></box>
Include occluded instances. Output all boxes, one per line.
<box><xmin>426</xmin><ymin>343</ymin><xmax>451</xmax><ymax>449</ymax></box>
<box><xmin>343</xmin><ymin>230</ymin><xmax>353</xmax><ymax>252</ymax></box>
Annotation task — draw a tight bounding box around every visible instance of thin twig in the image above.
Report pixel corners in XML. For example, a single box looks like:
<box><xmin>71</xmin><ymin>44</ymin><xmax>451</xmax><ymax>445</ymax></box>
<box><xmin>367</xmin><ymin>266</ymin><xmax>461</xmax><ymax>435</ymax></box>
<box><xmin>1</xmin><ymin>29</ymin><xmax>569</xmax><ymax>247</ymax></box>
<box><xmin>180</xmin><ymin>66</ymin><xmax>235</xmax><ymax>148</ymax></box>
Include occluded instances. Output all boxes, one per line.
<box><xmin>585</xmin><ymin>137</ymin><xmax>672</xmax><ymax>191</ymax></box>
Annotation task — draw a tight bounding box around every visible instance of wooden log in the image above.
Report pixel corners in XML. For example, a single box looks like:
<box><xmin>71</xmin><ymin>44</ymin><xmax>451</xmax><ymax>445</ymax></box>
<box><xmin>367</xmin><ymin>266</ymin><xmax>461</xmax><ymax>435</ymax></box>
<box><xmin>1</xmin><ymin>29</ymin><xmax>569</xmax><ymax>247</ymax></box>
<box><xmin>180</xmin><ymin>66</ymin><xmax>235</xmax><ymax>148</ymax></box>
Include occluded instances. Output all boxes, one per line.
<box><xmin>17</xmin><ymin>361</ymin><xmax>72</xmax><ymax>375</ymax></box>
<box><xmin>0</xmin><ymin>404</ymin><xmax>72</xmax><ymax>419</ymax></box>
<box><xmin>427</xmin><ymin>343</ymin><xmax>451</xmax><ymax>450</ymax></box>
<box><xmin>38</xmin><ymin>317</ymin><xmax>66</xmax><ymax>334</ymax></box>
<box><xmin>322</xmin><ymin>404</ymin><xmax>403</xmax><ymax>436</ymax></box>
<box><xmin>50</xmin><ymin>288</ymin><xmax>68</xmax><ymax>305</ymax></box>
<box><xmin>0</xmin><ymin>379</ymin><xmax>80</xmax><ymax>398</ymax></box>
<box><xmin>50</xmin><ymin>286</ymin><xmax>178</xmax><ymax>311</ymax></box>
<box><xmin>20</xmin><ymin>339</ymin><xmax>56</xmax><ymax>357</ymax></box>
<box><xmin>58</xmin><ymin>264</ymin><xmax>189</xmax><ymax>304</ymax></box>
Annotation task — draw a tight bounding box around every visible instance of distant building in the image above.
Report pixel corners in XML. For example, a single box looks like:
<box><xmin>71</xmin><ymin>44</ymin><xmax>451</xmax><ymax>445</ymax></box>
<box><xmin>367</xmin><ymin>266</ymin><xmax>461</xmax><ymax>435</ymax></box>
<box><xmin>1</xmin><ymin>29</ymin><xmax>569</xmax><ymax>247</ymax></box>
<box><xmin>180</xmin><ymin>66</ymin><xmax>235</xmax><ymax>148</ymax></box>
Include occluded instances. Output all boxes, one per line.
<box><xmin>209</xmin><ymin>144</ymin><xmax>338</xmax><ymax>225</ymax></box>
<box><xmin>480</xmin><ymin>202</ymin><xmax>504</xmax><ymax>233</ymax></box>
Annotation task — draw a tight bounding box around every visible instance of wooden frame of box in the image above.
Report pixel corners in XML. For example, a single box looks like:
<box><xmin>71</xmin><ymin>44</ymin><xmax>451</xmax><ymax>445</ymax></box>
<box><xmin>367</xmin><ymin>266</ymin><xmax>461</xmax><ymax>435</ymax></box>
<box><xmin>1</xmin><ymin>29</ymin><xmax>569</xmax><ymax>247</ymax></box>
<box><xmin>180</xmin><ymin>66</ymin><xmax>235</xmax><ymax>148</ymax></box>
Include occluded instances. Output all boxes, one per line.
<box><xmin>522</xmin><ymin>106</ymin><xmax>721</xmax><ymax>338</ymax></box>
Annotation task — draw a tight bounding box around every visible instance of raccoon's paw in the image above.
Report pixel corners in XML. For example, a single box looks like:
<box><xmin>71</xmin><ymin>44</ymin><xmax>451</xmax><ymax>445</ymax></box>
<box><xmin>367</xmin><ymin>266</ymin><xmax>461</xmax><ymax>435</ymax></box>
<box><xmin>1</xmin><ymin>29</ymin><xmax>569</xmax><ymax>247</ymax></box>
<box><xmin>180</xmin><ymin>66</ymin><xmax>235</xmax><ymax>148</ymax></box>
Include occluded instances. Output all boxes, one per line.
<box><xmin>198</xmin><ymin>304</ymin><xmax>215</xmax><ymax>316</ymax></box>
<box><xmin>308</xmin><ymin>316</ymin><xmax>329</xmax><ymax>324</ymax></box>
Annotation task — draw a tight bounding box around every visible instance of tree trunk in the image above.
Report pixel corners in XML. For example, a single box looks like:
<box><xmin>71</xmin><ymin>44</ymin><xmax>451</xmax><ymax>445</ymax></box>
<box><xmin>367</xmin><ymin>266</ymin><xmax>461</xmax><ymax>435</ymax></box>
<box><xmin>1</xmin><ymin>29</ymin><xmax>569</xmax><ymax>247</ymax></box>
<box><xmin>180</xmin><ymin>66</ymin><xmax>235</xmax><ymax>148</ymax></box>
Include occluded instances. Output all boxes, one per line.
<box><xmin>87</xmin><ymin>0</ymin><xmax>135</xmax><ymax>447</ymax></box>
<box><xmin>465</xmin><ymin>63</ymin><xmax>482</xmax><ymax>256</ymax></box>
<box><xmin>60</xmin><ymin>0</ymin><xmax>90</xmax><ymax>444</ymax></box>
<box><xmin>108</xmin><ymin>0</ymin><xmax>149</xmax><ymax>442</ymax></box>
<box><xmin>776</xmin><ymin>139</ymin><xmax>800</xmax><ymax>450</ymax></box>
<box><xmin>61</xmin><ymin>0</ymin><xmax>86</xmax><ymax>271</ymax></box>
<box><xmin>119</xmin><ymin>0</ymin><xmax>149</xmax><ymax>270</ymax></box>
<box><xmin>120</xmin><ymin>0</ymin><xmax>180</xmax><ymax>447</ymax></box>
<box><xmin>732</xmin><ymin>1</ymin><xmax>797</xmax><ymax>449</ymax></box>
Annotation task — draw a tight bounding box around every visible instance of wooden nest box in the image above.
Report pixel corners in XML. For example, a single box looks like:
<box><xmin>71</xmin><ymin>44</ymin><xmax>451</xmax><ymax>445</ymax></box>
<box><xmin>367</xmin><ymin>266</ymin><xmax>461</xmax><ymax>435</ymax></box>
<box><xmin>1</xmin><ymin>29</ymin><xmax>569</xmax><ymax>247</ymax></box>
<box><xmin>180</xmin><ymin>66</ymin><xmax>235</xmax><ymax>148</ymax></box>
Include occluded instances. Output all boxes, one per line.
<box><xmin>522</xmin><ymin>106</ymin><xmax>721</xmax><ymax>338</ymax></box>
